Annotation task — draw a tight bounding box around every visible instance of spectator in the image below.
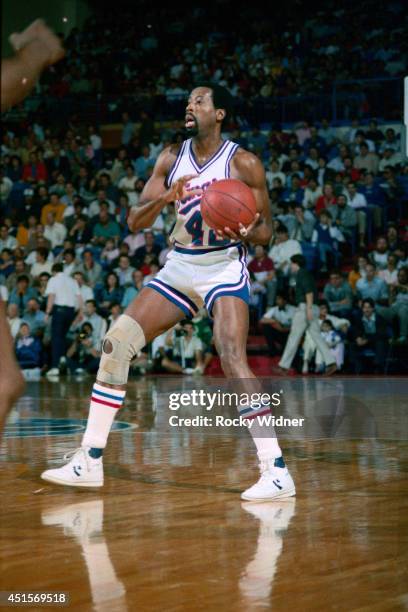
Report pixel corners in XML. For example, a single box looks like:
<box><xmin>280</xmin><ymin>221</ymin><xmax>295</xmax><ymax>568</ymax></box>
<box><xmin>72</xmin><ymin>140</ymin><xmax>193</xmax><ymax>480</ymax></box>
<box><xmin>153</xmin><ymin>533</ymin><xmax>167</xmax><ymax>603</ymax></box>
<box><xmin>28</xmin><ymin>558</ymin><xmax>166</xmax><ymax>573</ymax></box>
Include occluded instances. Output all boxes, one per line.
<box><xmin>345</xmin><ymin>182</ymin><xmax>368</xmax><ymax>247</ymax></box>
<box><xmin>331</xmin><ymin>193</ymin><xmax>357</xmax><ymax>241</ymax></box>
<box><xmin>302</xmin><ymin>301</ymin><xmax>350</xmax><ymax>373</ymax></box>
<box><xmin>121</xmin><ymin>269</ymin><xmax>144</xmax><ymax>308</ymax></box>
<box><xmin>292</xmin><ymin>204</ymin><xmax>316</xmax><ymax>242</ymax></box>
<box><xmin>248</xmin><ymin>245</ymin><xmax>276</xmax><ymax>307</ymax></box>
<box><xmin>302</xmin><ymin>178</ymin><xmax>322</xmax><ymax>210</ymax></box>
<box><xmin>114</xmin><ymin>254</ymin><xmax>135</xmax><ymax>287</ymax></box>
<box><xmin>386</xmin><ymin>224</ymin><xmax>404</xmax><ymax>254</ymax></box>
<box><xmin>73</xmin><ymin>271</ymin><xmax>94</xmax><ymax>303</ymax></box>
<box><xmin>369</xmin><ymin>236</ymin><xmax>389</xmax><ymax>270</ymax></box>
<box><xmin>134</xmin><ymin>145</ymin><xmax>155</xmax><ymax>179</ymax></box>
<box><xmin>323</xmin><ymin>270</ymin><xmax>353</xmax><ymax>317</ymax></box>
<box><xmin>66</xmin><ymin>322</ymin><xmax>101</xmax><ymax>375</ymax></box>
<box><xmin>356</xmin><ymin>262</ymin><xmax>388</xmax><ymax>305</ymax></box>
<box><xmin>378</xmin><ymin>267</ymin><xmax>408</xmax><ymax>345</ymax></box>
<box><xmin>132</xmin><ymin>230</ymin><xmax>162</xmax><ymax>267</ymax></box>
<box><xmin>43</xmin><ymin>212</ymin><xmax>67</xmax><ymax>249</ymax></box>
<box><xmin>6</xmin><ymin>259</ymin><xmax>29</xmax><ymax>293</ymax></box>
<box><xmin>349</xmin><ymin>298</ymin><xmax>389</xmax><ymax>374</ymax></box>
<box><xmin>315</xmin><ymin>183</ymin><xmax>336</xmax><ymax>214</ymax></box>
<box><xmin>311</xmin><ymin>210</ymin><xmax>344</xmax><ymax>272</ymax></box>
<box><xmin>76</xmin><ymin>250</ymin><xmax>103</xmax><ymax>288</ymax></box>
<box><xmin>44</xmin><ymin>263</ymin><xmax>83</xmax><ymax>378</ymax></box>
<box><xmin>269</xmin><ymin>223</ymin><xmax>302</xmax><ymax>280</ymax></box>
<box><xmin>348</xmin><ymin>254</ymin><xmax>368</xmax><ymax>292</ymax></box>
<box><xmin>0</xmin><ymin>224</ymin><xmax>17</xmax><ymax>251</ymax></box>
<box><xmin>118</xmin><ymin>166</ymin><xmax>139</xmax><ymax>206</ymax></box>
<box><xmin>40</xmin><ymin>193</ymin><xmax>66</xmax><ymax>225</ymax></box>
<box><xmin>379</xmin><ymin>254</ymin><xmax>399</xmax><ymax>288</ymax></box>
<box><xmin>265</xmin><ymin>160</ymin><xmax>286</xmax><ymax>191</ymax></box>
<box><xmin>318</xmin><ymin>320</ymin><xmax>345</xmax><ymax>372</ymax></box>
<box><xmin>277</xmin><ymin>254</ymin><xmax>337</xmax><ymax>374</ymax></box>
<box><xmin>68</xmin><ymin>214</ymin><xmax>93</xmax><ymax>245</ymax></box>
<box><xmin>162</xmin><ymin>320</ymin><xmax>205</xmax><ymax>375</ymax></box>
<box><xmin>0</xmin><ymin>248</ymin><xmax>15</xmax><ymax>280</ymax></box>
<box><xmin>88</xmin><ymin>189</ymin><xmax>116</xmax><ymax>217</ymax></box>
<box><xmin>92</xmin><ymin>206</ymin><xmax>121</xmax><ymax>246</ymax></box>
<box><xmin>15</xmin><ymin>322</ymin><xmax>42</xmax><ymax>373</ymax></box>
<box><xmin>100</xmin><ymin>272</ymin><xmax>124</xmax><ymax>314</ymax></box>
<box><xmin>121</xmin><ymin>112</ymin><xmax>135</xmax><ymax>147</ymax></box>
<box><xmin>282</xmin><ymin>174</ymin><xmax>304</xmax><ymax>204</ymax></box>
<box><xmin>9</xmin><ymin>274</ymin><xmax>37</xmax><ymax>316</ymax></box>
<box><xmin>74</xmin><ymin>299</ymin><xmax>107</xmax><ymax>347</ymax></box>
<box><xmin>22</xmin><ymin>151</ymin><xmax>47</xmax><ymax>183</ymax></box>
<box><xmin>353</xmin><ymin>142</ymin><xmax>379</xmax><ymax>174</ymax></box>
<box><xmin>7</xmin><ymin>302</ymin><xmax>22</xmax><ymax>338</ymax></box>
<box><xmin>22</xmin><ymin>297</ymin><xmax>46</xmax><ymax>336</ymax></box>
<box><xmin>260</xmin><ymin>294</ymin><xmax>295</xmax><ymax>356</ymax></box>
<box><xmin>30</xmin><ymin>247</ymin><xmax>53</xmax><ymax>278</ymax></box>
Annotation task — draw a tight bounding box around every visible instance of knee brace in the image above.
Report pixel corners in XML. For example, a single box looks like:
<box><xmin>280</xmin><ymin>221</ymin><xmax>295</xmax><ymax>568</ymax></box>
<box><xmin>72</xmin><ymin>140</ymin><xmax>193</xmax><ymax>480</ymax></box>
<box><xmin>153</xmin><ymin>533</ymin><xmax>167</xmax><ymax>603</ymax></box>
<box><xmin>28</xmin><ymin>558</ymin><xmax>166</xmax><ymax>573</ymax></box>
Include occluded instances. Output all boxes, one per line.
<box><xmin>97</xmin><ymin>314</ymin><xmax>146</xmax><ymax>385</ymax></box>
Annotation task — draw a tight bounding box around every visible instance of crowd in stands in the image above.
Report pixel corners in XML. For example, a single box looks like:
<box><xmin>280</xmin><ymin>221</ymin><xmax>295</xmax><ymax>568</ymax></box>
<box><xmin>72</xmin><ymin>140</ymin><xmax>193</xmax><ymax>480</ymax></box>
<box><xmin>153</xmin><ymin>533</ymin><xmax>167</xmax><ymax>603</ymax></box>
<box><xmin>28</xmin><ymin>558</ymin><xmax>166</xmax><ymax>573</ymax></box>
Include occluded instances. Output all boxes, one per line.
<box><xmin>1</xmin><ymin>105</ymin><xmax>407</xmax><ymax>377</ymax></box>
<box><xmin>3</xmin><ymin>0</ymin><xmax>406</xmax><ymax>125</ymax></box>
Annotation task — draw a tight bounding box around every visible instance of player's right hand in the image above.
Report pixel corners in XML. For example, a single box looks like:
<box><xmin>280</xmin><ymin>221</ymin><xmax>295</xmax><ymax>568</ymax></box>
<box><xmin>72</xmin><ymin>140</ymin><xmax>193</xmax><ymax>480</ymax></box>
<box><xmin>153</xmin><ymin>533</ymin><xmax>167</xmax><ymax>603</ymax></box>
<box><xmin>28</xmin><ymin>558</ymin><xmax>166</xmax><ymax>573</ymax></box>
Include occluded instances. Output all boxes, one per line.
<box><xmin>162</xmin><ymin>174</ymin><xmax>202</xmax><ymax>203</ymax></box>
<box><xmin>9</xmin><ymin>18</ymin><xmax>65</xmax><ymax>66</ymax></box>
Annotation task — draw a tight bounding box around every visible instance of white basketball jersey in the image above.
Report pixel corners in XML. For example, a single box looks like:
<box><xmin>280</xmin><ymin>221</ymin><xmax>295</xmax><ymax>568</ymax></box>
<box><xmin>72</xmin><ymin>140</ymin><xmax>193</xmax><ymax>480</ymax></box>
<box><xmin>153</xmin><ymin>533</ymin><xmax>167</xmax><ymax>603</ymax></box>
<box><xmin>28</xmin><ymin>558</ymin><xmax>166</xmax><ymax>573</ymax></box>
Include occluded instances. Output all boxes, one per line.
<box><xmin>165</xmin><ymin>138</ymin><xmax>239</xmax><ymax>250</ymax></box>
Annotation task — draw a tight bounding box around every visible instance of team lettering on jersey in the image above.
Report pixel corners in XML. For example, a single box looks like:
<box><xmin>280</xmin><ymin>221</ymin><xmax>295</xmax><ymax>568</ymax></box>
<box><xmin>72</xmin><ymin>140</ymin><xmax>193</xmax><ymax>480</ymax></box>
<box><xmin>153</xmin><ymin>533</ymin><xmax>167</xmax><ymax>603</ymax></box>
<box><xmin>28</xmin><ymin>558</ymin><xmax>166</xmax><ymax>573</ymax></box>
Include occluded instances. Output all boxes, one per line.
<box><xmin>168</xmin><ymin>139</ymin><xmax>239</xmax><ymax>249</ymax></box>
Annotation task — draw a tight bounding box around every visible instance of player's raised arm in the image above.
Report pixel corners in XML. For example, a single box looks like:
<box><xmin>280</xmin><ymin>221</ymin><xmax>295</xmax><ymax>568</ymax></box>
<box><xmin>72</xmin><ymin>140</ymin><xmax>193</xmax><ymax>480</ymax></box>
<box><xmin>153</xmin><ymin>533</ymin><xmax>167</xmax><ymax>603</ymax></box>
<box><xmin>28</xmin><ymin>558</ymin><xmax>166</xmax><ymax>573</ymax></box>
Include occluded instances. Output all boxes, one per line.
<box><xmin>127</xmin><ymin>146</ymin><xmax>202</xmax><ymax>232</ymax></box>
<box><xmin>228</xmin><ymin>149</ymin><xmax>273</xmax><ymax>246</ymax></box>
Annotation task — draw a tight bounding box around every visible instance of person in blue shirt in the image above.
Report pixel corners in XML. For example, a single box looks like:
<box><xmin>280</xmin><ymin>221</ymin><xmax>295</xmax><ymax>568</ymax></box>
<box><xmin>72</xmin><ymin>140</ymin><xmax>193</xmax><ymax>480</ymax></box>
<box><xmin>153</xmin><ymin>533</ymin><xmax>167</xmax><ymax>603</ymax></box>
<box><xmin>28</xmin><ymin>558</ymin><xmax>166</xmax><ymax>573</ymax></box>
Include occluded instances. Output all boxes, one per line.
<box><xmin>356</xmin><ymin>263</ymin><xmax>388</xmax><ymax>305</ymax></box>
<box><xmin>281</xmin><ymin>174</ymin><xmax>304</xmax><ymax>205</ymax></box>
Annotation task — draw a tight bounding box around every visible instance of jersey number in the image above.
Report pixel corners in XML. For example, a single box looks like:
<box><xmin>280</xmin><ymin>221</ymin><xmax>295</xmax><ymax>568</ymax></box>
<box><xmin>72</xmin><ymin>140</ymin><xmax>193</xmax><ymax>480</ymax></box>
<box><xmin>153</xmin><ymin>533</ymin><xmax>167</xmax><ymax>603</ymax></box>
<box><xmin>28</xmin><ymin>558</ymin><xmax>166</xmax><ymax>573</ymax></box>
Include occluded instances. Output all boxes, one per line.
<box><xmin>184</xmin><ymin>210</ymin><xmax>221</xmax><ymax>246</ymax></box>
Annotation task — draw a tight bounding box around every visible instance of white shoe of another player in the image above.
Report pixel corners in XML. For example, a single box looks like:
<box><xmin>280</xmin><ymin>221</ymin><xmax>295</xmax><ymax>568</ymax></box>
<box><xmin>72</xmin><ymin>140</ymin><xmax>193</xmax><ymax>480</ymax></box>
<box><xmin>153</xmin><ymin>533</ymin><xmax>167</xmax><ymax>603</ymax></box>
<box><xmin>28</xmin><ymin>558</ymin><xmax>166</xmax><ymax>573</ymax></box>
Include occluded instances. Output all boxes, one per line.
<box><xmin>41</xmin><ymin>447</ymin><xmax>104</xmax><ymax>487</ymax></box>
<box><xmin>241</xmin><ymin>458</ymin><xmax>296</xmax><ymax>501</ymax></box>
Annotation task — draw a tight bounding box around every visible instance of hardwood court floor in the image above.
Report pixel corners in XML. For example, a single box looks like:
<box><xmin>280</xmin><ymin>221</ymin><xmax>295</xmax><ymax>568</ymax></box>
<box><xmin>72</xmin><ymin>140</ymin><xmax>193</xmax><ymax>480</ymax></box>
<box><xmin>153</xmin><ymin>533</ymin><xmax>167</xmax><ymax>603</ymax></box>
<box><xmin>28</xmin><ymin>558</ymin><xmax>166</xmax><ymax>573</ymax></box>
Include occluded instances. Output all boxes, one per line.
<box><xmin>0</xmin><ymin>378</ymin><xmax>407</xmax><ymax>612</ymax></box>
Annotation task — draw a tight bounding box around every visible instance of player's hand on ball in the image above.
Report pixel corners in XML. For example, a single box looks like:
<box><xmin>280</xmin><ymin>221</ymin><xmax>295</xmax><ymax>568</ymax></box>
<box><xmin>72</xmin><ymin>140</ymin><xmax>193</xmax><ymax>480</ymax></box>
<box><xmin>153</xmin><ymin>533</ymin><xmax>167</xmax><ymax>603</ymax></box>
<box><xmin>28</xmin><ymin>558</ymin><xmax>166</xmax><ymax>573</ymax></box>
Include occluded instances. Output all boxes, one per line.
<box><xmin>163</xmin><ymin>174</ymin><xmax>202</xmax><ymax>203</ymax></box>
<box><xmin>216</xmin><ymin>213</ymin><xmax>260</xmax><ymax>241</ymax></box>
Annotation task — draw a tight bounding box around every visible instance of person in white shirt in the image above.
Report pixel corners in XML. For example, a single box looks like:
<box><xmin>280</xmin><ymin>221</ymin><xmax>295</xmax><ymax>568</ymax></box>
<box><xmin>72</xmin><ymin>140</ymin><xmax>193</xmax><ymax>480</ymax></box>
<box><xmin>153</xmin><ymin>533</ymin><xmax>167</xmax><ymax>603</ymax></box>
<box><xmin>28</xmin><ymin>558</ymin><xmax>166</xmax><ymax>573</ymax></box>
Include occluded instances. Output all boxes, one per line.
<box><xmin>44</xmin><ymin>263</ymin><xmax>83</xmax><ymax>377</ymax></box>
<box><xmin>378</xmin><ymin>254</ymin><xmax>398</xmax><ymax>287</ymax></box>
<box><xmin>30</xmin><ymin>246</ymin><xmax>53</xmax><ymax>278</ymax></box>
<box><xmin>73</xmin><ymin>271</ymin><xmax>94</xmax><ymax>304</ymax></box>
<box><xmin>378</xmin><ymin>148</ymin><xmax>403</xmax><ymax>172</ymax></box>
<box><xmin>0</xmin><ymin>225</ymin><xmax>18</xmax><ymax>251</ymax></box>
<box><xmin>260</xmin><ymin>294</ymin><xmax>296</xmax><ymax>356</ymax></box>
<box><xmin>346</xmin><ymin>182</ymin><xmax>367</xmax><ymax>247</ymax></box>
<box><xmin>302</xmin><ymin>178</ymin><xmax>322</xmax><ymax>210</ymax></box>
<box><xmin>118</xmin><ymin>167</ymin><xmax>139</xmax><ymax>206</ymax></box>
<box><xmin>265</xmin><ymin>160</ymin><xmax>286</xmax><ymax>191</ymax></box>
<box><xmin>302</xmin><ymin>302</ymin><xmax>350</xmax><ymax>373</ymax></box>
<box><xmin>43</xmin><ymin>212</ymin><xmax>67</xmax><ymax>249</ymax></box>
<box><xmin>88</xmin><ymin>190</ymin><xmax>116</xmax><ymax>217</ymax></box>
<box><xmin>162</xmin><ymin>320</ymin><xmax>204</xmax><ymax>374</ymax></box>
<box><xmin>7</xmin><ymin>302</ymin><xmax>22</xmax><ymax>339</ymax></box>
<box><xmin>269</xmin><ymin>224</ymin><xmax>302</xmax><ymax>277</ymax></box>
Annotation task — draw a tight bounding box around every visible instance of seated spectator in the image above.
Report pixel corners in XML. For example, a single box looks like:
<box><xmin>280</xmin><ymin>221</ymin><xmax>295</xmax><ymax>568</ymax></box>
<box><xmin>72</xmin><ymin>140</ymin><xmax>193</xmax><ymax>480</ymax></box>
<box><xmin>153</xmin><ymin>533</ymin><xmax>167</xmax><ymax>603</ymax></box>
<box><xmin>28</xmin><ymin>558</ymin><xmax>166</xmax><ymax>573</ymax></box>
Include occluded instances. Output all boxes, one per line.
<box><xmin>132</xmin><ymin>230</ymin><xmax>162</xmax><ymax>268</ymax></box>
<box><xmin>265</xmin><ymin>160</ymin><xmax>286</xmax><ymax>191</ymax></box>
<box><xmin>323</xmin><ymin>270</ymin><xmax>353</xmax><ymax>317</ymax></box>
<box><xmin>88</xmin><ymin>189</ymin><xmax>116</xmax><ymax>217</ymax></box>
<box><xmin>143</xmin><ymin>261</ymin><xmax>160</xmax><ymax>284</ymax></box>
<box><xmin>0</xmin><ymin>224</ymin><xmax>18</xmax><ymax>251</ymax></box>
<box><xmin>349</xmin><ymin>298</ymin><xmax>389</xmax><ymax>374</ymax></box>
<box><xmin>282</xmin><ymin>174</ymin><xmax>304</xmax><ymax>204</ymax></box>
<box><xmin>40</xmin><ymin>193</ymin><xmax>66</xmax><ymax>225</ymax></box>
<box><xmin>7</xmin><ymin>302</ymin><xmax>22</xmax><ymax>338</ymax></box>
<box><xmin>311</xmin><ymin>210</ymin><xmax>344</xmax><ymax>272</ymax></box>
<box><xmin>98</xmin><ymin>172</ymin><xmax>120</xmax><ymax>204</ymax></box>
<box><xmin>35</xmin><ymin>272</ymin><xmax>51</xmax><ymax>310</ymax></box>
<box><xmin>248</xmin><ymin>245</ymin><xmax>276</xmax><ymax>307</ymax></box>
<box><xmin>107</xmin><ymin>303</ymin><xmax>123</xmax><ymax>329</ymax></box>
<box><xmin>6</xmin><ymin>258</ymin><xmax>29</xmax><ymax>293</ymax></box>
<box><xmin>386</xmin><ymin>223</ymin><xmax>404</xmax><ymax>254</ymax></box>
<box><xmin>331</xmin><ymin>193</ymin><xmax>357</xmax><ymax>241</ymax></box>
<box><xmin>66</xmin><ymin>322</ymin><xmax>101</xmax><ymax>375</ymax></box>
<box><xmin>121</xmin><ymin>269</ymin><xmax>145</xmax><ymax>309</ymax></box>
<box><xmin>76</xmin><ymin>250</ymin><xmax>103</xmax><ymax>288</ymax></box>
<box><xmin>134</xmin><ymin>145</ymin><xmax>155</xmax><ymax>179</ymax></box>
<box><xmin>162</xmin><ymin>320</ymin><xmax>205</xmax><ymax>375</ymax></box>
<box><xmin>379</xmin><ymin>267</ymin><xmax>408</xmax><ymax>345</ymax></box>
<box><xmin>302</xmin><ymin>178</ymin><xmax>322</xmax><ymax>210</ymax></box>
<box><xmin>43</xmin><ymin>211</ymin><xmax>67</xmax><ymax>249</ymax></box>
<box><xmin>379</xmin><ymin>254</ymin><xmax>399</xmax><ymax>288</ymax></box>
<box><xmin>118</xmin><ymin>166</ymin><xmax>139</xmax><ymax>206</ymax></box>
<box><xmin>100</xmin><ymin>272</ymin><xmax>124</xmax><ymax>314</ymax></box>
<box><xmin>73</xmin><ymin>271</ymin><xmax>94</xmax><ymax>303</ymax></box>
<box><xmin>317</xmin><ymin>320</ymin><xmax>344</xmax><ymax>372</ymax></box>
<box><xmin>60</xmin><ymin>248</ymin><xmax>77</xmax><ymax>276</ymax></box>
<box><xmin>359</xmin><ymin>172</ymin><xmax>385</xmax><ymax>208</ymax></box>
<box><xmin>378</xmin><ymin>147</ymin><xmax>403</xmax><ymax>172</ymax></box>
<box><xmin>302</xmin><ymin>301</ymin><xmax>350</xmax><ymax>373</ymax></box>
<box><xmin>114</xmin><ymin>254</ymin><xmax>135</xmax><ymax>287</ymax></box>
<box><xmin>369</xmin><ymin>236</ymin><xmax>389</xmax><ymax>271</ymax></box>
<box><xmin>9</xmin><ymin>274</ymin><xmax>37</xmax><ymax>316</ymax></box>
<box><xmin>15</xmin><ymin>322</ymin><xmax>42</xmax><ymax>373</ymax></box>
<box><xmin>100</xmin><ymin>238</ymin><xmax>120</xmax><ymax>269</ymax></box>
<box><xmin>67</xmin><ymin>214</ymin><xmax>92</xmax><ymax>245</ymax></box>
<box><xmin>22</xmin><ymin>151</ymin><xmax>47</xmax><ymax>183</ymax></box>
<box><xmin>353</xmin><ymin>142</ymin><xmax>379</xmax><ymax>174</ymax></box>
<box><xmin>345</xmin><ymin>182</ymin><xmax>368</xmax><ymax>247</ymax></box>
<box><xmin>315</xmin><ymin>182</ymin><xmax>337</xmax><ymax>214</ymax></box>
<box><xmin>348</xmin><ymin>254</ymin><xmax>368</xmax><ymax>292</ymax></box>
<box><xmin>292</xmin><ymin>204</ymin><xmax>316</xmax><ymax>242</ymax></box>
<box><xmin>72</xmin><ymin>299</ymin><xmax>107</xmax><ymax>347</ymax></box>
<box><xmin>365</xmin><ymin>120</ymin><xmax>384</xmax><ymax>145</ymax></box>
<box><xmin>30</xmin><ymin>247</ymin><xmax>53</xmax><ymax>278</ymax></box>
<box><xmin>91</xmin><ymin>205</ymin><xmax>121</xmax><ymax>247</ymax></box>
<box><xmin>259</xmin><ymin>294</ymin><xmax>295</xmax><ymax>356</ymax></box>
<box><xmin>22</xmin><ymin>297</ymin><xmax>46</xmax><ymax>336</ymax></box>
<box><xmin>356</xmin><ymin>262</ymin><xmax>388</xmax><ymax>305</ymax></box>
<box><xmin>0</xmin><ymin>248</ymin><xmax>15</xmax><ymax>280</ymax></box>
<box><xmin>269</xmin><ymin>223</ymin><xmax>302</xmax><ymax>282</ymax></box>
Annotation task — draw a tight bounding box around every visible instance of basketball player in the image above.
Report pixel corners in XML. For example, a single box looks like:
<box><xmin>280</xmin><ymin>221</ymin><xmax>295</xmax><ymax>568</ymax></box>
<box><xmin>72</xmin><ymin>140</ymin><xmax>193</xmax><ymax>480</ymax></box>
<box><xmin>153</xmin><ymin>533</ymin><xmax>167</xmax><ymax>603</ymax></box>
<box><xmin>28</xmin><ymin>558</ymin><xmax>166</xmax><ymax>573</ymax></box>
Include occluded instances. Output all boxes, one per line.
<box><xmin>0</xmin><ymin>20</ymin><xmax>65</xmax><ymax>433</ymax></box>
<box><xmin>42</xmin><ymin>85</ymin><xmax>296</xmax><ymax>501</ymax></box>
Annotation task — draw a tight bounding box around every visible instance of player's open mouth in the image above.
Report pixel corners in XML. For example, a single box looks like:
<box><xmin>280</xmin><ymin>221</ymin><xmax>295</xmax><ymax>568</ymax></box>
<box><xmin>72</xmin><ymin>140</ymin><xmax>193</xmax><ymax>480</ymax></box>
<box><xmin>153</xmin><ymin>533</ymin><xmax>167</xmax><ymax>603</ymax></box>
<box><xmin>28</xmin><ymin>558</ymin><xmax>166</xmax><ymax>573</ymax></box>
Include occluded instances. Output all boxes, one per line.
<box><xmin>185</xmin><ymin>114</ymin><xmax>196</xmax><ymax>129</ymax></box>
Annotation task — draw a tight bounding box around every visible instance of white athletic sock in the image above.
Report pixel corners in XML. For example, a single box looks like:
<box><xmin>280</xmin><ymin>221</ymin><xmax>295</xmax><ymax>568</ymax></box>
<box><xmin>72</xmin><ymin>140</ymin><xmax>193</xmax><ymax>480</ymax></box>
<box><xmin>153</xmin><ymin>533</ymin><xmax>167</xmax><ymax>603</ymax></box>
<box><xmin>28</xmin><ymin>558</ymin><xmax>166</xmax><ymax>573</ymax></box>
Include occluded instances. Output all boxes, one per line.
<box><xmin>82</xmin><ymin>383</ymin><xmax>126</xmax><ymax>449</ymax></box>
<box><xmin>239</xmin><ymin>404</ymin><xmax>282</xmax><ymax>461</ymax></box>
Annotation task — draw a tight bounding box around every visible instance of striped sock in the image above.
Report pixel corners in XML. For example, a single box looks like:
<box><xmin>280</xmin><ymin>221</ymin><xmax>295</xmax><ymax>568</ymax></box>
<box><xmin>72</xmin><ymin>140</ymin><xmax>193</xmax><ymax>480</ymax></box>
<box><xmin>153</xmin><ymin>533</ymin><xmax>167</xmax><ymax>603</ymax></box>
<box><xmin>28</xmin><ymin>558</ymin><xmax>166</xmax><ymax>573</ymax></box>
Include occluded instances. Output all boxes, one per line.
<box><xmin>82</xmin><ymin>383</ymin><xmax>126</xmax><ymax>449</ymax></box>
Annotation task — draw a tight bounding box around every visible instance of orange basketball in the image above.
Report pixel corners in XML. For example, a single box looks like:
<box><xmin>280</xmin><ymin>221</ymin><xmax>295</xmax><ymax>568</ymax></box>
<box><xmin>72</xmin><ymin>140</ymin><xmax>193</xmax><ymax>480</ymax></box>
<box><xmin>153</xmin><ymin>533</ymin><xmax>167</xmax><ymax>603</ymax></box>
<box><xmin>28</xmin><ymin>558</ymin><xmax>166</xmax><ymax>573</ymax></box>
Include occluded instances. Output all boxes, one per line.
<box><xmin>201</xmin><ymin>179</ymin><xmax>257</xmax><ymax>233</ymax></box>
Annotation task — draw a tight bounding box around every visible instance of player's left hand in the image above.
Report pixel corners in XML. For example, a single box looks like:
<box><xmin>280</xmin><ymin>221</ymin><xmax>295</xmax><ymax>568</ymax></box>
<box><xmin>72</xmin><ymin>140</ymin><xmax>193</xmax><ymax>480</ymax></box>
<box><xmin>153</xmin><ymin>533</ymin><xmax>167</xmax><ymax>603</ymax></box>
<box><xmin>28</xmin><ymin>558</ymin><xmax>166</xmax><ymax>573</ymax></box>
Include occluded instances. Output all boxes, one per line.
<box><xmin>216</xmin><ymin>213</ymin><xmax>260</xmax><ymax>241</ymax></box>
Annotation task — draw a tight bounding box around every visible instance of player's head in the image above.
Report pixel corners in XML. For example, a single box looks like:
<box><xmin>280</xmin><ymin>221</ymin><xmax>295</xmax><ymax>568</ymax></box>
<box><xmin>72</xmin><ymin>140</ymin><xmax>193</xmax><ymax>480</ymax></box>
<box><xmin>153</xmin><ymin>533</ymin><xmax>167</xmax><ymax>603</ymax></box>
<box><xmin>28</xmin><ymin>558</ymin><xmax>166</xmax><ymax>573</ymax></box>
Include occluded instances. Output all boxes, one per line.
<box><xmin>185</xmin><ymin>83</ymin><xmax>233</xmax><ymax>136</ymax></box>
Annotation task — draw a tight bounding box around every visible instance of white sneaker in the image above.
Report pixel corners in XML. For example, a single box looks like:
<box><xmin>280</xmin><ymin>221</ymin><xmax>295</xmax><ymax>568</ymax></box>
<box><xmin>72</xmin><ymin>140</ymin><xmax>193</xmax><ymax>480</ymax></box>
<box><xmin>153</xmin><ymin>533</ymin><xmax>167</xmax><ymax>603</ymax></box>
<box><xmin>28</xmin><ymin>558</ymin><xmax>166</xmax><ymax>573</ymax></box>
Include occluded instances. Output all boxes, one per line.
<box><xmin>241</xmin><ymin>458</ymin><xmax>296</xmax><ymax>501</ymax></box>
<box><xmin>41</xmin><ymin>447</ymin><xmax>104</xmax><ymax>487</ymax></box>
<box><xmin>46</xmin><ymin>367</ymin><xmax>60</xmax><ymax>379</ymax></box>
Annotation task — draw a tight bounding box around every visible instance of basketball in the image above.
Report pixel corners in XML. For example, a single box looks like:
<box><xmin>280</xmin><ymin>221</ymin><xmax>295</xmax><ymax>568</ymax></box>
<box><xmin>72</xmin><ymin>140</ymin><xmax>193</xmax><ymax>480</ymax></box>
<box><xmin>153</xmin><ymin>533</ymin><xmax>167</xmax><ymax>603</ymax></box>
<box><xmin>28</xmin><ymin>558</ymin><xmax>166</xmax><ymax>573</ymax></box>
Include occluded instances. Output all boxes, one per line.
<box><xmin>201</xmin><ymin>178</ymin><xmax>257</xmax><ymax>233</ymax></box>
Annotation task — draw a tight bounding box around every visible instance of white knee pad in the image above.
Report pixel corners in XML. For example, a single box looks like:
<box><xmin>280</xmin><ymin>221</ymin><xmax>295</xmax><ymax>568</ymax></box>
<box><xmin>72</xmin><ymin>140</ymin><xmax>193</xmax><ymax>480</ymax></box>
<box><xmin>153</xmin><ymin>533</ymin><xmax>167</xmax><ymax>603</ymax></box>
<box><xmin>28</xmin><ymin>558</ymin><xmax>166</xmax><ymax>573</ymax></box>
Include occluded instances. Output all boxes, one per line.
<box><xmin>97</xmin><ymin>314</ymin><xmax>146</xmax><ymax>385</ymax></box>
